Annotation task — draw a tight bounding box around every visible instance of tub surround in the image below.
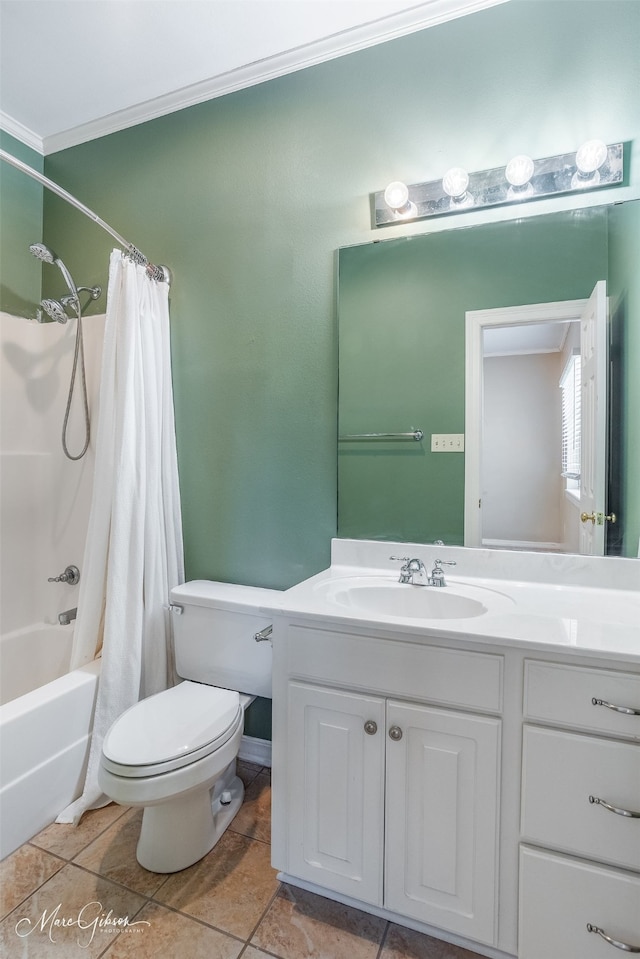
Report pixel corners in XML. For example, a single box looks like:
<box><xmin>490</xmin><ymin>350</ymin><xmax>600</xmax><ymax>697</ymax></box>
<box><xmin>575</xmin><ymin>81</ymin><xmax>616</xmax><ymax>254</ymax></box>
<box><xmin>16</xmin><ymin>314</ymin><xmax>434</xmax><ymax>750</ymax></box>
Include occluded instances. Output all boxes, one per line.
<box><xmin>270</xmin><ymin>539</ymin><xmax>640</xmax><ymax>959</ymax></box>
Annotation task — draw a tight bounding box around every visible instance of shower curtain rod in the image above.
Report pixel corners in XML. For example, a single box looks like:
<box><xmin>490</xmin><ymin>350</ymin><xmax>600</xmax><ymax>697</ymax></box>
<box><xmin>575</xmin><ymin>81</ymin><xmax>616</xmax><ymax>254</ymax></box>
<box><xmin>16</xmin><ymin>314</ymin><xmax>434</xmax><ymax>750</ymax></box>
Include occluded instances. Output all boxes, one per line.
<box><xmin>0</xmin><ymin>149</ymin><xmax>170</xmax><ymax>283</ymax></box>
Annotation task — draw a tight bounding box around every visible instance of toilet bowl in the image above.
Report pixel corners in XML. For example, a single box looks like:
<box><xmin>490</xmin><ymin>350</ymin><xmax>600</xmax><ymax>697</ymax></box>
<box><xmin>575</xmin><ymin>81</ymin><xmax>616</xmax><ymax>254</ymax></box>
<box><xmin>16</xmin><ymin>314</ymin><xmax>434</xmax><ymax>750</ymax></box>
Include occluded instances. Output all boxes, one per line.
<box><xmin>98</xmin><ymin>581</ymin><xmax>277</xmax><ymax>873</ymax></box>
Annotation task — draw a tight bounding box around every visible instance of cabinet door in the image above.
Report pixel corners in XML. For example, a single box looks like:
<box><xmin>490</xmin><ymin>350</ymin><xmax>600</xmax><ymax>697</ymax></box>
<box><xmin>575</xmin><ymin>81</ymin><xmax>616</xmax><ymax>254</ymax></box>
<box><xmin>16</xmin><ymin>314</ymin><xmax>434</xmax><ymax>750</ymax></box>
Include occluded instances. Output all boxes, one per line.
<box><xmin>287</xmin><ymin>681</ymin><xmax>385</xmax><ymax>905</ymax></box>
<box><xmin>385</xmin><ymin>701</ymin><xmax>501</xmax><ymax>945</ymax></box>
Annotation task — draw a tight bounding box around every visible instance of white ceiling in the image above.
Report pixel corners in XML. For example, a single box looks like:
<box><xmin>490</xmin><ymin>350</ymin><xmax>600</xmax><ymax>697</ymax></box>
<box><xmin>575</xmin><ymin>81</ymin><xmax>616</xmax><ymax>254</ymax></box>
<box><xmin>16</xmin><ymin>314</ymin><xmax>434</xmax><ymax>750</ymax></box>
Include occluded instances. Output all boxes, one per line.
<box><xmin>0</xmin><ymin>0</ymin><xmax>506</xmax><ymax>155</ymax></box>
<box><xmin>484</xmin><ymin>322</ymin><xmax>573</xmax><ymax>358</ymax></box>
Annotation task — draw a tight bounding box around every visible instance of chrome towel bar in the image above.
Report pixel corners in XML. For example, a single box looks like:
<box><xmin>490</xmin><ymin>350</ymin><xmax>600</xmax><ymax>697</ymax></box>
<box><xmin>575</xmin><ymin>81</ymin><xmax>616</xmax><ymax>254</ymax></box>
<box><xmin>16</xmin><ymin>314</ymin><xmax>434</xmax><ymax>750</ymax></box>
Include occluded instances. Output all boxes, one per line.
<box><xmin>339</xmin><ymin>429</ymin><xmax>424</xmax><ymax>442</ymax></box>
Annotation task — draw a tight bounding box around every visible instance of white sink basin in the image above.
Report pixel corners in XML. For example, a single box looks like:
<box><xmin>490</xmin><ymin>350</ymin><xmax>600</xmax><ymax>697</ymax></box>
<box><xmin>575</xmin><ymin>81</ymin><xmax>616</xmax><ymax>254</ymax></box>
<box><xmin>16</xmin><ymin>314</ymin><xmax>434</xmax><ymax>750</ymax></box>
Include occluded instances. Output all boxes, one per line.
<box><xmin>314</xmin><ymin>576</ymin><xmax>514</xmax><ymax>620</ymax></box>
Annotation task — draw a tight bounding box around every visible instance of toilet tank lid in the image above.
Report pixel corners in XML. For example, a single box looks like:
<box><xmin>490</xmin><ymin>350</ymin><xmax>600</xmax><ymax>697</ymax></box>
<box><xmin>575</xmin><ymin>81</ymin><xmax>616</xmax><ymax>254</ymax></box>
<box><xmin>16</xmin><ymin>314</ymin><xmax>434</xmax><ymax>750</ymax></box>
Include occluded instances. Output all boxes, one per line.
<box><xmin>171</xmin><ymin>580</ymin><xmax>283</xmax><ymax>613</ymax></box>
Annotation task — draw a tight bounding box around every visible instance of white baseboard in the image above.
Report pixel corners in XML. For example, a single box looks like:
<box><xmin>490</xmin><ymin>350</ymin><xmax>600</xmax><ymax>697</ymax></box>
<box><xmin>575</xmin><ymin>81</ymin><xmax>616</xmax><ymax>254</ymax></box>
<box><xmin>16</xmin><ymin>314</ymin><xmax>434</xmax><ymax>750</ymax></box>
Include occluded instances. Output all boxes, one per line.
<box><xmin>239</xmin><ymin>735</ymin><xmax>272</xmax><ymax>768</ymax></box>
<box><xmin>482</xmin><ymin>538</ymin><xmax>563</xmax><ymax>552</ymax></box>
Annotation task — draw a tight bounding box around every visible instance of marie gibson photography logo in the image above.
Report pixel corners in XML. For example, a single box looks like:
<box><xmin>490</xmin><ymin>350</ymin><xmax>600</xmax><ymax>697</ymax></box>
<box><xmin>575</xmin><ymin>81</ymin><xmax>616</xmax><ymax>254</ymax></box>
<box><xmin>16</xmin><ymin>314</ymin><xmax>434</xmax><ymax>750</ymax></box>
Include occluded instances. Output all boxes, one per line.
<box><xmin>15</xmin><ymin>900</ymin><xmax>151</xmax><ymax>948</ymax></box>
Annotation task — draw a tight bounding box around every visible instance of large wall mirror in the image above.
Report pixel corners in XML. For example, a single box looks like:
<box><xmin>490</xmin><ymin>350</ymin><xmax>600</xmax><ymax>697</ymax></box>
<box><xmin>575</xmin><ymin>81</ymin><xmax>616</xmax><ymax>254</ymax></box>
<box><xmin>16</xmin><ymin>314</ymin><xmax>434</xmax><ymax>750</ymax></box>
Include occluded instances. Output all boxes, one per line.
<box><xmin>337</xmin><ymin>200</ymin><xmax>639</xmax><ymax>558</ymax></box>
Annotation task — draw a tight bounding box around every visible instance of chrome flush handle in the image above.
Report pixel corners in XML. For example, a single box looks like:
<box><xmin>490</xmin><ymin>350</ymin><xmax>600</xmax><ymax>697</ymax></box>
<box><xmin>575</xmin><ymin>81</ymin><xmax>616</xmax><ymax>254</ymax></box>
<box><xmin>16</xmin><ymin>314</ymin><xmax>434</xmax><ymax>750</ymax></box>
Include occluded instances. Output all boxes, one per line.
<box><xmin>254</xmin><ymin>625</ymin><xmax>273</xmax><ymax>643</ymax></box>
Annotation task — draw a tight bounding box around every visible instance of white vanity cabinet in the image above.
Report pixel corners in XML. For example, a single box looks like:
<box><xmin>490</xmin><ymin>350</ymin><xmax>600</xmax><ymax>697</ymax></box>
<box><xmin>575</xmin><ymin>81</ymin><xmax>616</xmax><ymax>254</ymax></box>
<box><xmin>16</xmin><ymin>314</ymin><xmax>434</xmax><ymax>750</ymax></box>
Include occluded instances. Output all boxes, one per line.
<box><xmin>274</xmin><ymin>623</ymin><xmax>503</xmax><ymax>947</ymax></box>
<box><xmin>519</xmin><ymin>661</ymin><xmax>640</xmax><ymax>959</ymax></box>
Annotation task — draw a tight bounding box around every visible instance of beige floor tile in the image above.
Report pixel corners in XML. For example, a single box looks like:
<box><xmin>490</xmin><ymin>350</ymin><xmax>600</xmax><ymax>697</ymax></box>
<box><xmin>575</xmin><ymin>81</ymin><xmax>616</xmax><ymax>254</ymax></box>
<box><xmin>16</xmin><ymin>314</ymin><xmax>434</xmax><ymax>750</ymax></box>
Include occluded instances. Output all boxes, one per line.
<box><xmin>100</xmin><ymin>901</ymin><xmax>243</xmax><ymax>959</ymax></box>
<box><xmin>230</xmin><ymin>770</ymin><xmax>271</xmax><ymax>842</ymax></box>
<box><xmin>381</xmin><ymin>923</ymin><xmax>485</xmax><ymax>959</ymax></box>
<box><xmin>236</xmin><ymin>760</ymin><xmax>264</xmax><ymax>787</ymax></box>
<box><xmin>154</xmin><ymin>830</ymin><xmax>279</xmax><ymax>940</ymax></box>
<box><xmin>0</xmin><ymin>862</ymin><xmax>146</xmax><ymax>959</ymax></box>
<box><xmin>242</xmin><ymin>947</ymin><xmax>281</xmax><ymax>959</ymax></box>
<box><xmin>31</xmin><ymin>802</ymin><xmax>129</xmax><ymax>861</ymax></box>
<box><xmin>73</xmin><ymin>809</ymin><xmax>168</xmax><ymax>898</ymax></box>
<box><xmin>251</xmin><ymin>884</ymin><xmax>386</xmax><ymax>959</ymax></box>
<box><xmin>0</xmin><ymin>844</ymin><xmax>64</xmax><ymax>921</ymax></box>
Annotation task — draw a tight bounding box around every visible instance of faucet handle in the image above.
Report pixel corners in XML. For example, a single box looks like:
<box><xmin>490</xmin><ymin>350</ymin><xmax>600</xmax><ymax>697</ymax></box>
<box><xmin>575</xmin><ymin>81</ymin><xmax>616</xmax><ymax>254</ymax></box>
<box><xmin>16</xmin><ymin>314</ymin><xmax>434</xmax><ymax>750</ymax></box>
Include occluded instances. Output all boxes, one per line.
<box><xmin>390</xmin><ymin>555</ymin><xmax>411</xmax><ymax>563</ymax></box>
<box><xmin>430</xmin><ymin>558</ymin><xmax>456</xmax><ymax>587</ymax></box>
<box><xmin>48</xmin><ymin>565</ymin><xmax>80</xmax><ymax>585</ymax></box>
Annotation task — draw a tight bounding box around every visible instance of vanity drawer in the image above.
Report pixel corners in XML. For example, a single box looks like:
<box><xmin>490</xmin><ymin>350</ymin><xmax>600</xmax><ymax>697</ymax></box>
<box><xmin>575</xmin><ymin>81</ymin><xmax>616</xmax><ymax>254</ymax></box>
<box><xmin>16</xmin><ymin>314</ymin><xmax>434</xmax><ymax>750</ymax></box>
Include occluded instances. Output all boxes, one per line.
<box><xmin>285</xmin><ymin>625</ymin><xmax>503</xmax><ymax>713</ymax></box>
<box><xmin>521</xmin><ymin>725</ymin><xmax>640</xmax><ymax>871</ymax></box>
<box><xmin>519</xmin><ymin>846</ymin><xmax>640</xmax><ymax>959</ymax></box>
<box><xmin>524</xmin><ymin>661</ymin><xmax>640</xmax><ymax>739</ymax></box>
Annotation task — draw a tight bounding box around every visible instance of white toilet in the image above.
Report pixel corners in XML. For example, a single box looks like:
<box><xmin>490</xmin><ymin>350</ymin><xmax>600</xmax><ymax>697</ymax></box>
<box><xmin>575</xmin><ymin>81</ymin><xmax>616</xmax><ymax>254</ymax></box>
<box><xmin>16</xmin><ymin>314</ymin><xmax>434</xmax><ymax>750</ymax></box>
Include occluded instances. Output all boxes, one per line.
<box><xmin>98</xmin><ymin>580</ymin><xmax>278</xmax><ymax>873</ymax></box>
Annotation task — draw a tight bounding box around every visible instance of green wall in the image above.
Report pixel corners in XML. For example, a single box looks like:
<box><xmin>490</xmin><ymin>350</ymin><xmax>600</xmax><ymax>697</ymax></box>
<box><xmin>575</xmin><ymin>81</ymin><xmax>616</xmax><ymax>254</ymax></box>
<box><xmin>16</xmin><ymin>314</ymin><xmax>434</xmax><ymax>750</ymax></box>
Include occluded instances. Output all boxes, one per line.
<box><xmin>0</xmin><ymin>132</ymin><xmax>43</xmax><ymax>316</ymax></box>
<box><xmin>338</xmin><ymin>210</ymin><xmax>609</xmax><ymax>544</ymax></box>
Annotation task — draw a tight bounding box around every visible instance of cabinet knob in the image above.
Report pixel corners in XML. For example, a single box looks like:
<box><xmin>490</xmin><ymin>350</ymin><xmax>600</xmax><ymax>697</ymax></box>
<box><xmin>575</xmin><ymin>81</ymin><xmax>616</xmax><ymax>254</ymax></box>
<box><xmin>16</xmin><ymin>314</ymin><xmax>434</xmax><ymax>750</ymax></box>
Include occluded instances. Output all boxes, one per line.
<box><xmin>388</xmin><ymin>725</ymin><xmax>403</xmax><ymax>741</ymax></box>
<box><xmin>364</xmin><ymin>720</ymin><xmax>378</xmax><ymax>735</ymax></box>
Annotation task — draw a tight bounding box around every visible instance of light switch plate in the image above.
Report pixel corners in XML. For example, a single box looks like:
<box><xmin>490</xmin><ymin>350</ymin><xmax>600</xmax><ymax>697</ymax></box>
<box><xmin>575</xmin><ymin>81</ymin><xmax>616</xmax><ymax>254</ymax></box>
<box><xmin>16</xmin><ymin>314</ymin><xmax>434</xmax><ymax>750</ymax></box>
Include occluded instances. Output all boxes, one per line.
<box><xmin>431</xmin><ymin>433</ymin><xmax>465</xmax><ymax>452</ymax></box>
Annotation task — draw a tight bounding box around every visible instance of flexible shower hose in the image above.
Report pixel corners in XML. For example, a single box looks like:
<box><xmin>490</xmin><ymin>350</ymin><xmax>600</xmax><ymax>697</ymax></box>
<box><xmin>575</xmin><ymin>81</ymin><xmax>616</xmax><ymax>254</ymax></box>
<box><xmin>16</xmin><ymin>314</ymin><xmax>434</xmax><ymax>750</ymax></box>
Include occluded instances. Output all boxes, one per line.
<box><xmin>62</xmin><ymin>308</ymin><xmax>90</xmax><ymax>460</ymax></box>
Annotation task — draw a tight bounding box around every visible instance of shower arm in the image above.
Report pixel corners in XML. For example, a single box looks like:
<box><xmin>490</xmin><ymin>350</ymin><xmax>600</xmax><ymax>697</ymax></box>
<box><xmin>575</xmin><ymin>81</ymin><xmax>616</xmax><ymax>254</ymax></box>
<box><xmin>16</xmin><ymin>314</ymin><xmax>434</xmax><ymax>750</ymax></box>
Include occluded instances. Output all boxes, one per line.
<box><xmin>0</xmin><ymin>148</ymin><xmax>170</xmax><ymax>284</ymax></box>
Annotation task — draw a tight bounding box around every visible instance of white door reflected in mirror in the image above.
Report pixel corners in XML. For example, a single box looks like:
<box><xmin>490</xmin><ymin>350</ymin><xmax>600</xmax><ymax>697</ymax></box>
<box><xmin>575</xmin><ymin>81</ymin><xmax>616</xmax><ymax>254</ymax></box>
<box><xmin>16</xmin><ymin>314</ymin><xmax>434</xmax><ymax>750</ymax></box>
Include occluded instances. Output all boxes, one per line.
<box><xmin>464</xmin><ymin>283</ymin><xmax>609</xmax><ymax>556</ymax></box>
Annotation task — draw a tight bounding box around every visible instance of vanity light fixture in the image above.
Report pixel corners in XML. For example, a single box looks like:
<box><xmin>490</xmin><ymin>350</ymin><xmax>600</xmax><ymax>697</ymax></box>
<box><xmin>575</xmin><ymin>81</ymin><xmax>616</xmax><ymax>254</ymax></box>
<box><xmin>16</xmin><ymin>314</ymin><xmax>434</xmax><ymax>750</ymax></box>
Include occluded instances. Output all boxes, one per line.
<box><xmin>374</xmin><ymin>141</ymin><xmax>624</xmax><ymax>227</ymax></box>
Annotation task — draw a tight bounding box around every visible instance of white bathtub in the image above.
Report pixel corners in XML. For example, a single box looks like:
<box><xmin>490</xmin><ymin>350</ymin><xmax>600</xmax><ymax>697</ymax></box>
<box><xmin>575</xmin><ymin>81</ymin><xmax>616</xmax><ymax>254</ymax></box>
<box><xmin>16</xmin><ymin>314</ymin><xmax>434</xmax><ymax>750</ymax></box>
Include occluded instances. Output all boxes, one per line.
<box><xmin>0</xmin><ymin>624</ymin><xmax>100</xmax><ymax>860</ymax></box>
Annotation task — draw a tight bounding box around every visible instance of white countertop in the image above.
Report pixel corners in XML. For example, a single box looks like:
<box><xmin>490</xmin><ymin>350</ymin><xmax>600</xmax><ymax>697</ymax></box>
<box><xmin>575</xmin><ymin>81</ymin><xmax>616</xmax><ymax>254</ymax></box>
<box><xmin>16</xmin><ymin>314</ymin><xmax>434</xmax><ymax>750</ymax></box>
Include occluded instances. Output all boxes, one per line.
<box><xmin>268</xmin><ymin>540</ymin><xmax>640</xmax><ymax>664</ymax></box>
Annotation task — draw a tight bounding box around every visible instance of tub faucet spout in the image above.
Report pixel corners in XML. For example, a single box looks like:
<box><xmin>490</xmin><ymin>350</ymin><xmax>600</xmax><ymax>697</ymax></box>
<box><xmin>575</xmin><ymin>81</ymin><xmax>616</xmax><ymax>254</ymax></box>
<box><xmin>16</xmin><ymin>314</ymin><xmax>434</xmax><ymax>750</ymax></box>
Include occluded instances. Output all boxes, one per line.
<box><xmin>58</xmin><ymin>607</ymin><xmax>77</xmax><ymax>626</ymax></box>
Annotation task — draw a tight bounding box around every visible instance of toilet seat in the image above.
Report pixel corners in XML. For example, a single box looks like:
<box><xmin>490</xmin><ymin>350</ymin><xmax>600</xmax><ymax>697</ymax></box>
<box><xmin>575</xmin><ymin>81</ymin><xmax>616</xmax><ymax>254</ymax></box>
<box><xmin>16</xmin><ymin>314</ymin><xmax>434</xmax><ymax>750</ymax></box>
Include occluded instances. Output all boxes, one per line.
<box><xmin>102</xmin><ymin>681</ymin><xmax>242</xmax><ymax>778</ymax></box>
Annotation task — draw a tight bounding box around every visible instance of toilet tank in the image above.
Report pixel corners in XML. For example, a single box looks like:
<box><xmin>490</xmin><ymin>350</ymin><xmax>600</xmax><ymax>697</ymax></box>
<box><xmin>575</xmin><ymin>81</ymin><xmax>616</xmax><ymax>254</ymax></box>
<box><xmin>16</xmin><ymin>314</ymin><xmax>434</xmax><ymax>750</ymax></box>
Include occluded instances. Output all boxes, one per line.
<box><xmin>170</xmin><ymin>581</ymin><xmax>281</xmax><ymax>698</ymax></box>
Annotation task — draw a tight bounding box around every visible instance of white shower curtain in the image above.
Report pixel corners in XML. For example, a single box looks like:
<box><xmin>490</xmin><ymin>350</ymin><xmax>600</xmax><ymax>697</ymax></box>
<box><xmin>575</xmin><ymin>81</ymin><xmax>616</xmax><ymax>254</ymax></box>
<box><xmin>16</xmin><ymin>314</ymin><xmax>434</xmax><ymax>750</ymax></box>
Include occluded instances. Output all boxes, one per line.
<box><xmin>57</xmin><ymin>250</ymin><xmax>184</xmax><ymax>824</ymax></box>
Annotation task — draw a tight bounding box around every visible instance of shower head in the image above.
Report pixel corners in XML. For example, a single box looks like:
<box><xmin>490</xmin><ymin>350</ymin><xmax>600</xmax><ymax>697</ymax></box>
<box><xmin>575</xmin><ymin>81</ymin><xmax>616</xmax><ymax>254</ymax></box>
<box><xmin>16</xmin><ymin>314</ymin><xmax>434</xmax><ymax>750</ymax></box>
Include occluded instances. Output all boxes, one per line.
<box><xmin>38</xmin><ymin>285</ymin><xmax>101</xmax><ymax>324</ymax></box>
<box><xmin>29</xmin><ymin>241</ymin><xmax>78</xmax><ymax>297</ymax></box>
<box><xmin>40</xmin><ymin>298</ymin><xmax>70</xmax><ymax>324</ymax></box>
<box><xmin>29</xmin><ymin>242</ymin><xmax>57</xmax><ymax>264</ymax></box>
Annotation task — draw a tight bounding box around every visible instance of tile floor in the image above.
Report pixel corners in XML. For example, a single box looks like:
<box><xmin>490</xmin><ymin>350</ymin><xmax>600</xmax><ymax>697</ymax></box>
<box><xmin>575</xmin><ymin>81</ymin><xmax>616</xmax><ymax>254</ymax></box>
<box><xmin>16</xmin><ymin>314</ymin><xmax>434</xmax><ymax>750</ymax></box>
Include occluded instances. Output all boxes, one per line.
<box><xmin>0</xmin><ymin>761</ymin><xmax>485</xmax><ymax>959</ymax></box>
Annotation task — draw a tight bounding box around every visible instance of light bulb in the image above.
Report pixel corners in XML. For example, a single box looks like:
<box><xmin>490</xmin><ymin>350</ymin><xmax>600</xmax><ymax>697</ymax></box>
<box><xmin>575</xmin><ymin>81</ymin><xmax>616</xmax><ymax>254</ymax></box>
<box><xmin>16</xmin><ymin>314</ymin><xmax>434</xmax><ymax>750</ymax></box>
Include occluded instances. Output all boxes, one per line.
<box><xmin>505</xmin><ymin>154</ymin><xmax>534</xmax><ymax>187</ymax></box>
<box><xmin>384</xmin><ymin>181</ymin><xmax>410</xmax><ymax>211</ymax></box>
<box><xmin>572</xmin><ymin>139</ymin><xmax>609</xmax><ymax>189</ymax></box>
<box><xmin>442</xmin><ymin>167</ymin><xmax>469</xmax><ymax>198</ymax></box>
<box><xmin>575</xmin><ymin>139</ymin><xmax>608</xmax><ymax>174</ymax></box>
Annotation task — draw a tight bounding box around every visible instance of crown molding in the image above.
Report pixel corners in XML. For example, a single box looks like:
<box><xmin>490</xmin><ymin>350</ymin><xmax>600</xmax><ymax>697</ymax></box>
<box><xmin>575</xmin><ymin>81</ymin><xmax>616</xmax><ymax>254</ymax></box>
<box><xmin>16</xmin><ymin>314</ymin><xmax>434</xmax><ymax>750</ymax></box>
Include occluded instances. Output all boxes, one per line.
<box><xmin>41</xmin><ymin>0</ymin><xmax>507</xmax><ymax>155</ymax></box>
<box><xmin>0</xmin><ymin>112</ymin><xmax>44</xmax><ymax>155</ymax></box>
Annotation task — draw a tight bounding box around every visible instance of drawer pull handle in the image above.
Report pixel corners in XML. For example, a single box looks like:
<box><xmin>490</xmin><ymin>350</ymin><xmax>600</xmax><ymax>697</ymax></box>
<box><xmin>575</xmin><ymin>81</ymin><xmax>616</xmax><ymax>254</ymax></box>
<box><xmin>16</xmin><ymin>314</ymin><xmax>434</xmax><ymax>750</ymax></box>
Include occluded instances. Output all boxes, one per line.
<box><xmin>587</xmin><ymin>923</ymin><xmax>640</xmax><ymax>953</ymax></box>
<box><xmin>364</xmin><ymin>720</ymin><xmax>378</xmax><ymax>735</ymax></box>
<box><xmin>589</xmin><ymin>795</ymin><xmax>640</xmax><ymax>819</ymax></box>
<box><xmin>592</xmin><ymin>697</ymin><xmax>640</xmax><ymax>717</ymax></box>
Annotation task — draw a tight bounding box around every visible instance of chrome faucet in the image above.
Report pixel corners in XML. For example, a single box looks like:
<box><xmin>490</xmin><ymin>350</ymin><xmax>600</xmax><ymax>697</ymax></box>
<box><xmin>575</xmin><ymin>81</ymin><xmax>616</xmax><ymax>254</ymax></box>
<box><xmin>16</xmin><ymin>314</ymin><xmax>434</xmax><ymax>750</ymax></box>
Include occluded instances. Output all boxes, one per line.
<box><xmin>58</xmin><ymin>607</ymin><xmax>77</xmax><ymax>626</ymax></box>
<box><xmin>406</xmin><ymin>558</ymin><xmax>430</xmax><ymax>586</ymax></box>
<box><xmin>391</xmin><ymin>556</ymin><xmax>456</xmax><ymax>587</ymax></box>
<box><xmin>391</xmin><ymin>557</ymin><xmax>430</xmax><ymax>586</ymax></box>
